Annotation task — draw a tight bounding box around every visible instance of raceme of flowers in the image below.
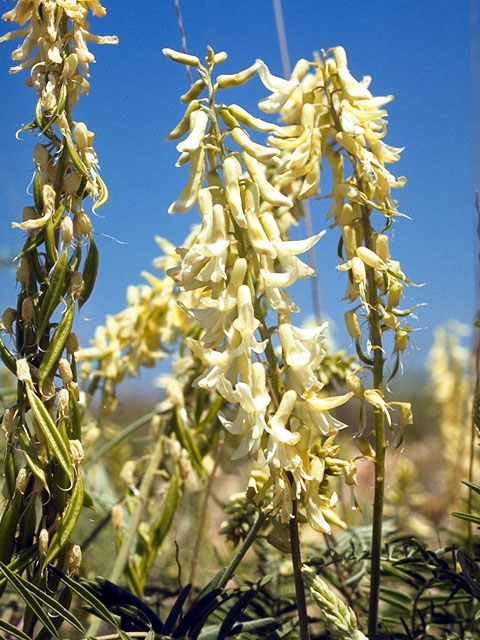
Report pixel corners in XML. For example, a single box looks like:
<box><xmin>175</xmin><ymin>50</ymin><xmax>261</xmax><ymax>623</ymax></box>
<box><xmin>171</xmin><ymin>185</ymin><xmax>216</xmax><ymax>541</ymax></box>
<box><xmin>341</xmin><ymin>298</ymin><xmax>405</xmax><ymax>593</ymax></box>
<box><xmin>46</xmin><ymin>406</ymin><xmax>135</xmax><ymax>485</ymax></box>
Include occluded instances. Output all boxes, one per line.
<box><xmin>0</xmin><ymin>0</ymin><xmax>116</xmax><ymax>570</ymax></box>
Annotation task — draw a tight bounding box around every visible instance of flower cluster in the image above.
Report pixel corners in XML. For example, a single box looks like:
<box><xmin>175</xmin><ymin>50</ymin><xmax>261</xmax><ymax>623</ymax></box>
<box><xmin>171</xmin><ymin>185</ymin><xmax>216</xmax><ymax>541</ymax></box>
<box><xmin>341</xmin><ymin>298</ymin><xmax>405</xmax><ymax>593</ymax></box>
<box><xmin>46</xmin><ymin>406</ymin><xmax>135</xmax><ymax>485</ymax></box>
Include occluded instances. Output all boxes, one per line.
<box><xmin>163</xmin><ymin>47</ymin><xmax>354</xmax><ymax>533</ymax></box>
<box><xmin>0</xmin><ymin>0</ymin><xmax>116</xmax><ymax>571</ymax></box>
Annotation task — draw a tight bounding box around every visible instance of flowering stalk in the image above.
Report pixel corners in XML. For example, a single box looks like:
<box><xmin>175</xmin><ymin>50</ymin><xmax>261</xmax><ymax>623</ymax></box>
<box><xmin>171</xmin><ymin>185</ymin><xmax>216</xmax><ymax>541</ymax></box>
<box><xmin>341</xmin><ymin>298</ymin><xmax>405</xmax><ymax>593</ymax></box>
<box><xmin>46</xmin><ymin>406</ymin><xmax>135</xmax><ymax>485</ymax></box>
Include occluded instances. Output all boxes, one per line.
<box><xmin>0</xmin><ymin>0</ymin><xmax>116</xmax><ymax>606</ymax></box>
<box><xmin>163</xmin><ymin>46</ymin><xmax>354</xmax><ymax>639</ymax></box>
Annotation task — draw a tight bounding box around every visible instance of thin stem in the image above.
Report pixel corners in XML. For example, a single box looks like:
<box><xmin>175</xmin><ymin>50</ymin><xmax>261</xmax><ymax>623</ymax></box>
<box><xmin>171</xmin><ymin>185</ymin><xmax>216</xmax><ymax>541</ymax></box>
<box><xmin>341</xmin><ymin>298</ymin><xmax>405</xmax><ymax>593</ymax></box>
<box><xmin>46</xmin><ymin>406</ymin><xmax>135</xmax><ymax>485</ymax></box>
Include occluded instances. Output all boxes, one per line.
<box><xmin>187</xmin><ymin>437</ymin><xmax>224</xmax><ymax>606</ymax></box>
<box><xmin>218</xmin><ymin>511</ymin><xmax>267</xmax><ymax>589</ymax></box>
<box><xmin>289</xmin><ymin>499</ymin><xmax>311</xmax><ymax>640</ymax></box>
<box><xmin>86</xmin><ymin>433</ymin><xmax>164</xmax><ymax>638</ymax></box>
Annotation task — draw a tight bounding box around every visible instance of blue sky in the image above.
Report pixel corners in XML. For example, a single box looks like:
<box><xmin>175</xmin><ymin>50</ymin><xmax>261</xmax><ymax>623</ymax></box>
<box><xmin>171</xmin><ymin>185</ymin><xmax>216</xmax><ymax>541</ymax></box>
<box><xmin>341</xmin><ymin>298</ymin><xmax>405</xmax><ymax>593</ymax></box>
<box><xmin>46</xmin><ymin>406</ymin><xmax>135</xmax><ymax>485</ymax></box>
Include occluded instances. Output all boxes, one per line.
<box><xmin>0</xmin><ymin>1</ymin><xmax>477</xmax><ymax>380</ymax></box>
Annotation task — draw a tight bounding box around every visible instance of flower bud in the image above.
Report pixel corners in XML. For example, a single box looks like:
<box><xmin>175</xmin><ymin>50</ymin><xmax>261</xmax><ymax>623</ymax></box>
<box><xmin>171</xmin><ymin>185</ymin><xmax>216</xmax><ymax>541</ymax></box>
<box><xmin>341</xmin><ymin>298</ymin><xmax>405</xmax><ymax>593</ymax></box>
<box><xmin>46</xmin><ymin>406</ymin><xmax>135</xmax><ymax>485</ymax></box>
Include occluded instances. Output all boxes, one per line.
<box><xmin>58</xmin><ymin>358</ymin><xmax>73</xmax><ymax>386</ymax></box>
<box><xmin>356</xmin><ymin>246</ymin><xmax>386</xmax><ymax>271</ymax></box>
<box><xmin>375</xmin><ymin>234</ymin><xmax>390</xmax><ymax>261</ymax></box>
<box><xmin>74</xmin><ymin>122</ymin><xmax>89</xmax><ymax>150</ymax></box>
<box><xmin>57</xmin><ymin>388</ymin><xmax>70</xmax><ymax>419</ymax></box>
<box><xmin>68</xmin><ymin>439</ymin><xmax>84</xmax><ymax>465</ymax></box>
<box><xmin>350</xmin><ymin>256</ymin><xmax>366</xmax><ymax>285</ymax></box>
<box><xmin>69</xmin><ymin>271</ymin><xmax>84</xmax><ymax>299</ymax></box>
<box><xmin>345</xmin><ymin>373</ymin><xmax>364</xmax><ymax>398</ymax></box>
<box><xmin>163</xmin><ymin>47</ymin><xmax>200</xmax><ymax>66</ymax></box>
<box><xmin>16</xmin><ymin>358</ymin><xmax>32</xmax><ymax>384</ymax></box>
<box><xmin>38</xmin><ymin>528</ymin><xmax>49</xmax><ymax>556</ymax></box>
<box><xmin>61</xmin><ymin>216</ymin><xmax>73</xmax><ymax>245</ymax></box>
<box><xmin>65</xmin><ymin>332</ymin><xmax>79</xmax><ymax>356</ymax></box>
<box><xmin>217</xmin><ymin>61</ymin><xmax>260</xmax><ymax>88</ymax></box>
<box><xmin>342</xmin><ymin>225</ymin><xmax>357</xmax><ymax>259</ymax></box>
<box><xmin>15</xmin><ymin>258</ymin><xmax>30</xmax><ymax>286</ymax></box>
<box><xmin>15</xmin><ymin>468</ymin><xmax>28</xmax><ymax>494</ymax></box>
<box><xmin>65</xmin><ymin>543</ymin><xmax>82</xmax><ymax>572</ymax></box>
<box><xmin>111</xmin><ymin>504</ymin><xmax>124</xmax><ymax>529</ymax></box>
<box><xmin>21</xmin><ymin>297</ymin><xmax>34</xmax><ymax>326</ymax></box>
<box><xmin>73</xmin><ymin>210</ymin><xmax>93</xmax><ymax>238</ymax></box>
<box><xmin>394</xmin><ymin>328</ymin><xmax>408</xmax><ymax>353</ymax></box>
<box><xmin>1</xmin><ymin>308</ymin><xmax>17</xmax><ymax>334</ymax></box>
<box><xmin>344</xmin><ymin>311</ymin><xmax>362</xmax><ymax>340</ymax></box>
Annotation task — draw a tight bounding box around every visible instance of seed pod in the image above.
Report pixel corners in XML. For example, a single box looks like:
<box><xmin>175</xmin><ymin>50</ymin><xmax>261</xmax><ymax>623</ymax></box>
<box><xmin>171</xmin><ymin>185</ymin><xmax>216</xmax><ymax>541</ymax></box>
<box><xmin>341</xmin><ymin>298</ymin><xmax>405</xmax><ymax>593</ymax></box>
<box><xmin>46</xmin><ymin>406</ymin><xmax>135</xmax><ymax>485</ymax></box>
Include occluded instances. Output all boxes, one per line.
<box><xmin>58</xmin><ymin>358</ymin><xmax>73</xmax><ymax>386</ymax></box>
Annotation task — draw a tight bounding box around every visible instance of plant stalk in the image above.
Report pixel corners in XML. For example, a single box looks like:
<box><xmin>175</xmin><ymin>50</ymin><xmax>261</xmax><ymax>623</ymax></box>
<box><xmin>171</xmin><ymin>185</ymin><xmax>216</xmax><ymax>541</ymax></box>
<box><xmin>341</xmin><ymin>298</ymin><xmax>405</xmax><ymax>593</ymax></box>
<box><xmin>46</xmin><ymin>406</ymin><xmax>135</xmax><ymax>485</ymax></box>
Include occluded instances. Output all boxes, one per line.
<box><xmin>86</xmin><ymin>430</ymin><xmax>164</xmax><ymax>638</ymax></box>
<box><xmin>289</xmin><ymin>499</ymin><xmax>311</xmax><ymax>640</ymax></box>
<box><xmin>361</xmin><ymin>205</ymin><xmax>386</xmax><ymax>639</ymax></box>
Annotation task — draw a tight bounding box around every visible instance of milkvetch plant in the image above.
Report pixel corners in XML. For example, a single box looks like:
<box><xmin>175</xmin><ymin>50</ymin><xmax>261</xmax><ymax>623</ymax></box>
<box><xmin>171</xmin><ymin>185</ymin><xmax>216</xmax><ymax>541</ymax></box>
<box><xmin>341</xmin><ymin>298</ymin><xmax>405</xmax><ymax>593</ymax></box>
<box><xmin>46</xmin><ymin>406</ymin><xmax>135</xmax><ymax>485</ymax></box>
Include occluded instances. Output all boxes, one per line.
<box><xmin>0</xmin><ymin>2</ymin><xmax>434</xmax><ymax>636</ymax></box>
<box><xmin>0</xmin><ymin>0</ymin><xmax>116</xmax><ymax>625</ymax></box>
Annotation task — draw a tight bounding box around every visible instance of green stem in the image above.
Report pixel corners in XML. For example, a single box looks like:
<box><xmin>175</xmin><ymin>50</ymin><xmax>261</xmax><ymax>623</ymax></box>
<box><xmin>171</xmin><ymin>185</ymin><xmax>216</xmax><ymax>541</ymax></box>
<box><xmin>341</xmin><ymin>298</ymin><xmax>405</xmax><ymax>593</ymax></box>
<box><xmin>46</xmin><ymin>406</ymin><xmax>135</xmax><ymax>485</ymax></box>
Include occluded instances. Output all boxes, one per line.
<box><xmin>86</xmin><ymin>433</ymin><xmax>164</xmax><ymax>638</ymax></box>
<box><xmin>218</xmin><ymin>510</ymin><xmax>267</xmax><ymax>589</ymax></box>
<box><xmin>289</xmin><ymin>499</ymin><xmax>311</xmax><ymax>640</ymax></box>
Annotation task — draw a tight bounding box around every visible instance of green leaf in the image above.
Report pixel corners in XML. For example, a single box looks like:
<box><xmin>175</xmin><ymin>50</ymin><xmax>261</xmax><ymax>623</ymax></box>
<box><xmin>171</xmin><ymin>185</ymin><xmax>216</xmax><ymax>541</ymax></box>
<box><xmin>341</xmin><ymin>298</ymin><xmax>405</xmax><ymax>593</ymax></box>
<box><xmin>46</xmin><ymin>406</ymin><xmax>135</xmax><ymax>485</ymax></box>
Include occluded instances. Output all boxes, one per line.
<box><xmin>217</xmin><ymin>588</ymin><xmax>256</xmax><ymax>640</ymax></box>
<box><xmin>36</xmin><ymin>248</ymin><xmax>68</xmax><ymax>337</ymax></box>
<box><xmin>3</xmin><ymin>564</ymin><xmax>83</xmax><ymax>633</ymax></box>
<box><xmin>451</xmin><ymin>511</ymin><xmax>480</xmax><ymax>526</ymax></box>
<box><xmin>43</xmin><ymin>472</ymin><xmax>84</xmax><ymax>567</ymax></box>
<box><xmin>79</xmin><ymin>236</ymin><xmax>99</xmax><ymax>309</ymax></box>
<box><xmin>25</xmin><ymin>385</ymin><xmax>73</xmax><ymax>482</ymax></box>
<box><xmin>0</xmin><ymin>562</ymin><xmax>59</xmax><ymax>638</ymax></box>
<box><xmin>161</xmin><ymin>584</ymin><xmax>191</xmax><ymax>636</ymax></box>
<box><xmin>38</xmin><ymin>302</ymin><xmax>74</xmax><ymax>389</ymax></box>
<box><xmin>152</xmin><ymin>464</ymin><xmax>180</xmax><ymax>549</ymax></box>
<box><xmin>0</xmin><ymin>617</ymin><xmax>33</xmax><ymax>640</ymax></box>
<box><xmin>49</xmin><ymin>567</ymin><xmax>119</xmax><ymax>629</ymax></box>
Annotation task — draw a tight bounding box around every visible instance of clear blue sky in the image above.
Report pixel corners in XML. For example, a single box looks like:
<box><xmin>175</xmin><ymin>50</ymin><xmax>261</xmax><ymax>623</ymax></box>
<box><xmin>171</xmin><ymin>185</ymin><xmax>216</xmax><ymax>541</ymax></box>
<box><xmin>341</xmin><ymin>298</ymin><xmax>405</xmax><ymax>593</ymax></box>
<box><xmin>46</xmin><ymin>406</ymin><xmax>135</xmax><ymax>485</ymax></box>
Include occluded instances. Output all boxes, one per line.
<box><xmin>0</xmin><ymin>1</ymin><xmax>477</xmax><ymax>378</ymax></box>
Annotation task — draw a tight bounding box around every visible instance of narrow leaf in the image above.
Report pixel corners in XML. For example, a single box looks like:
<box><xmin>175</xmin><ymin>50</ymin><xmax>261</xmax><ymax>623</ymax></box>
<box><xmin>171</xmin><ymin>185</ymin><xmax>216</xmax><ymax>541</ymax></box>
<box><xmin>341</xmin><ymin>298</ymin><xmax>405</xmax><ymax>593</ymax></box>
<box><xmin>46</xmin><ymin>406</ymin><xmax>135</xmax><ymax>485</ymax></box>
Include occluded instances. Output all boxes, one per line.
<box><xmin>78</xmin><ymin>236</ymin><xmax>99</xmax><ymax>309</ymax></box>
<box><xmin>43</xmin><ymin>472</ymin><xmax>84</xmax><ymax>567</ymax></box>
<box><xmin>26</xmin><ymin>385</ymin><xmax>73</xmax><ymax>481</ymax></box>
<box><xmin>0</xmin><ymin>562</ymin><xmax>59</xmax><ymax>638</ymax></box>
<box><xmin>38</xmin><ymin>302</ymin><xmax>74</xmax><ymax>388</ymax></box>
<box><xmin>37</xmin><ymin>248</ymin><xmax>68</xmax><ymax>337</ymax></box>
<box><xmin>49</xmin><ymin>567</ymin><xmax>119</xmax><ymax>629</ymax></box>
